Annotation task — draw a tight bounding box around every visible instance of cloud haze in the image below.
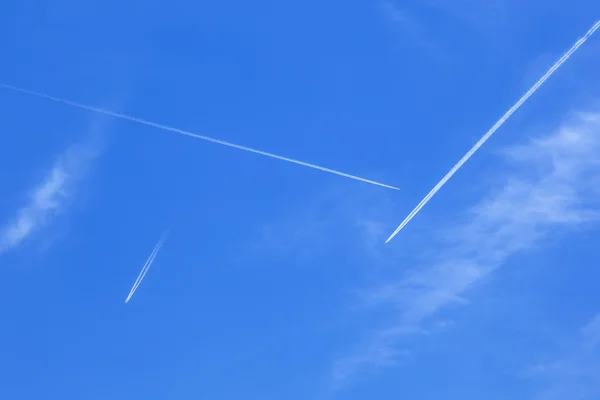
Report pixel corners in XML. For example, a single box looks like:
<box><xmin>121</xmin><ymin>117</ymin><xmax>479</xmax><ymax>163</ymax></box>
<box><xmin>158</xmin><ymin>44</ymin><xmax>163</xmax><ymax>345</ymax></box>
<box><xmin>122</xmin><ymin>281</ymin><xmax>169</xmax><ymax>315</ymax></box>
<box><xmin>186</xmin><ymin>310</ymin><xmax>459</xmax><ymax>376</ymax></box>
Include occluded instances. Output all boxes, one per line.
<box><xmin>334</xmin><ymin>108</ymin><xmax>600</xmax><ymax>387</ymax></box>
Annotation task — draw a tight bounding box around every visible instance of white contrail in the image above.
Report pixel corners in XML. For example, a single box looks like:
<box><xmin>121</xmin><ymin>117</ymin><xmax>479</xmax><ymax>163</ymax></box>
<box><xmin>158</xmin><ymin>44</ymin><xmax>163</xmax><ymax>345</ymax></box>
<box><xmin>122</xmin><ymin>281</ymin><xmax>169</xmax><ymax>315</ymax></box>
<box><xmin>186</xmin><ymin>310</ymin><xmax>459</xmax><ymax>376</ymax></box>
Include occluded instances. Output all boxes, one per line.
<box><xmin>125</xmin><ymin>233</ymin><xmax>167</xmax><ymax>303</ymax></box>
<box><xmin>125</xmin><ymin>231</ymin><xmax>169</xmax><ymax>303</ymax></box>
<box><xmin>126</xmin><ymin>239</ymin><xmax>162</xmax><ymax>300</ymax></box>
<box><xmin>0</xmin><ymin>83</ymin><xmax>399</xmax><ymax>191</ymax></box>
<box><xmin>129</xmin><ymin>232</ymin><xmax>168</xmax><ymax>293</ymax></box>
<box><xmin>125</xmin><ymin>238</ymin><xmax>163</xmax><ymax>303</ymax></box>
<box><xmin>385</xmin><ymin>19</ymin><xmax>600</xmax><ymax>244</ymax></box>
<box><xmin>126</xmin><ymin>231</ymin><xmax>169</xmax><ymax>301</ymax></box>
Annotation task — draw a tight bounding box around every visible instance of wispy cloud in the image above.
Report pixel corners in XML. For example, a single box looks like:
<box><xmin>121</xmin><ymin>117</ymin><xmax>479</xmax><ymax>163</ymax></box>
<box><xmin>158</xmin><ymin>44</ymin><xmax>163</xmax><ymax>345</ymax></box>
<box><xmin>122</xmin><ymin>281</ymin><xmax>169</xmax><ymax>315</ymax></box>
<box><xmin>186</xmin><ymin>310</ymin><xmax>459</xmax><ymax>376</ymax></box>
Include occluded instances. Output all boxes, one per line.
<box><xmin>333</xmin><ymin>109</ymin><xmax>600</xmax><ymax>387</ymax></box>
<box><xmin>424</xmin><ymin>0</ymin><xmax>509</xmax><ymax>31</ymax></box>
<box><xmin>0</xmin><ymin>131</ymin><xmax>103</xmax><ymax>255</ymax></box>
<box><xmin>243</xmin><ymin>185</ymin><xmax>398</xmax><ymax>265</ymax></box>
<box><xmin>380</xmin><ymin>1</ymin><xmax>448</xmax><ymax>61</ymax></box>
<box><xmin>582</xmin><ymin>313</ymin><xmax>600</xmax><ymax>350</ymax></box>
<box><xmin>381</xmin><ymin>1</ymin><xmax>422</xmax><ymax>36</ymax></box>
<box><xmin>527</xmin><ymin>312</ymin><xmax>600</xmax><ymax>400</ymax></box>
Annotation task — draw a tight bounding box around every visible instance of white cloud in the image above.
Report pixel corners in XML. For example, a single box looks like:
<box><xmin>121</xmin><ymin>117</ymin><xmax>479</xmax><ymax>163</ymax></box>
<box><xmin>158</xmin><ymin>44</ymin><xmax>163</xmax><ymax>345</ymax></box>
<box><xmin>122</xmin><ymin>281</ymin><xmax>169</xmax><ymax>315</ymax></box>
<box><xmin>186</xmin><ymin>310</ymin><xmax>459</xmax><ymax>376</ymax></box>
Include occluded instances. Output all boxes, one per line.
<box><xmin>0</xmin><ymin>132</ymin><xmax>103</xmax><ymax>254</ymax></box>
<box><xmin>333</xmin><ymin>109</ymin><xmax>600</xmax><ymax>386</ymax></box>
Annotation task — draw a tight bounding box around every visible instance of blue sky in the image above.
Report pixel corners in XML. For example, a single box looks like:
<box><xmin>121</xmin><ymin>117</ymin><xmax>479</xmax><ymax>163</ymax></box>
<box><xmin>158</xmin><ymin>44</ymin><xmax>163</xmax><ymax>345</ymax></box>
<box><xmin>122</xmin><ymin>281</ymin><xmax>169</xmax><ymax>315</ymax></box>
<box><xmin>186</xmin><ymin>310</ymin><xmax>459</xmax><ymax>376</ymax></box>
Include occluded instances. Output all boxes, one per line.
<box><xmin>1</xmin><ymin>1</ymin><xmax>600</xmax><ymax>399</ymax></box>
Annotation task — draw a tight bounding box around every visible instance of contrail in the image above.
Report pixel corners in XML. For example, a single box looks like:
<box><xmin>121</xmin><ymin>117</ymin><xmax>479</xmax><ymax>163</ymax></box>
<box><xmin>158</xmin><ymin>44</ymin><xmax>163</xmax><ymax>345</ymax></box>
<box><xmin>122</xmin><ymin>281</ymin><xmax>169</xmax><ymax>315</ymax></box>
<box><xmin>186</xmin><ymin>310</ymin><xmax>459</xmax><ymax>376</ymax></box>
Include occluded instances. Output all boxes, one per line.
<box><xmin>126</xmin><ymin>231</ymin><xmax>168</xmax><ymax>302</ymax></box>
<box><xmin>125</xmin><ymin>238</ymin><xmax>164</xmax><ymax>303</ymax></box>
<box><xmin>125</xmin><ymin>242</ymin><xmax>161</xmax><ymax>301</ymax></box>
<box><xmin>125</xmin><ymin>232</ymin><xmax>167</xmax><ymax>303</ymax></box>
<box><xmin>0</xmin><ymin>83</ymin><xmax>399</xmax><ymax>191</ymax></box>
<box><xmin>385</xmin><ymin>19</ymin><xmax>600</xmax><ymax>244</ymax></box>
<box><xmin>125</xmin><ymin>231</ymin><xmax>169</xmax><ymax>303</ymax></box>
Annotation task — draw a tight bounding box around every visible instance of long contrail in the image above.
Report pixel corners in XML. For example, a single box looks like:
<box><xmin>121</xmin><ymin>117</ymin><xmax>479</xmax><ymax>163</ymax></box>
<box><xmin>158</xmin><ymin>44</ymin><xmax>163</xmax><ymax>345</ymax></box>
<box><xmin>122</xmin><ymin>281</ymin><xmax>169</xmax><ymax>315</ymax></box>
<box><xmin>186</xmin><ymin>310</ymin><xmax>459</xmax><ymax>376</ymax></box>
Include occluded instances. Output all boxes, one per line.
<box><xmin>0</xmin><ymin>83</ymin><xmax>398</xmax><ymax>191</ymax></box>
<box><xmin>385</xmin><ymin>19</ymin><xmax>600</xmax><ymax>244</ymax></box>
<box><xmin>125</xmin><ymin>231</ymin><xmax>169</xmax><ymax>303</ymax></box>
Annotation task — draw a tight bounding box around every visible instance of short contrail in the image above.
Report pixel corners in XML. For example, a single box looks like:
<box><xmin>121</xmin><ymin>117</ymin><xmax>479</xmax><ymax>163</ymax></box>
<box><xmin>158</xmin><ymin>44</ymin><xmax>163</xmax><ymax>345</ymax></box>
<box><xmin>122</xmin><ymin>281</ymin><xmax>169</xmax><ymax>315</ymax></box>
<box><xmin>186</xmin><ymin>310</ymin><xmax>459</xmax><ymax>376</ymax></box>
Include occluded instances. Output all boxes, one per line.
<box><xmin>125</xmin><ymin>231</ymin><xmax>169</xmax><ymax>303</ymax></box>
<box><xmin>385</xmin><ymin>19</ymin><xmax>600</xmax><ymax>244</ymax></box>
<box><xmin>125</xmin><ymin>232</ymin><xmax>167</xmax><ymax>303</ymax></box>
<box><xmin>126</xmin><ymin>242</ymin><xmax>161</xmax><ymax>301</ymax></box>
<box><xmin>0</xmin><ymin>83</ymin><xmax>398</xmax><ymax>191</ymax></box>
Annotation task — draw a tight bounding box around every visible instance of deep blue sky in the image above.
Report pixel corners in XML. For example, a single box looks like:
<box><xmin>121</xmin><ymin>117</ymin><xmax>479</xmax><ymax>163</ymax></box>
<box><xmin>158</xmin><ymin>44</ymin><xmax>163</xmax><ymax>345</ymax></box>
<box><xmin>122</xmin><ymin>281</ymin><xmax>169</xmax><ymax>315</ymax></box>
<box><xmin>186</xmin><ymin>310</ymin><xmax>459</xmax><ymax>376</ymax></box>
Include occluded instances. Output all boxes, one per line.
<box><xmin>1</xmin><ymin>1</ymin><xmax>600</xmax><ymax>399</ymax></box>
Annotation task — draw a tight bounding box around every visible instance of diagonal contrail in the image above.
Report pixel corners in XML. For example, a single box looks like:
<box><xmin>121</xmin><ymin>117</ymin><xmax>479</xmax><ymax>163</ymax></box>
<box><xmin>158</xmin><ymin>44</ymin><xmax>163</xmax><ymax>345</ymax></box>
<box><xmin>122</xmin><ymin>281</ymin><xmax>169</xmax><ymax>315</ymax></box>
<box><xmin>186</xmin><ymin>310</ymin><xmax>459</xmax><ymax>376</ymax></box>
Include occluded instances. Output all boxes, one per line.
<box><xmin>125</xmin><ymin>232</ymin><xmax>168</xmax><ymax>303</ymax></box>
<box><xmin>126</xmin><ymin>241</ymin><xmax>161</xmax><ymax>301</ymax></box>
<box><xmin>125</xmin><ymin>230</ymin><xmax>169</xmax><ymax>303</ymax></box>
<box><xmin>0</xmin><ymin>83</ymin><xmax>399</xmax><ymax>191</ymax></box>
<box><xmin>385</xmin><ymin>19</ymin><xmax>600</xmax><ymax>244</ymax></box>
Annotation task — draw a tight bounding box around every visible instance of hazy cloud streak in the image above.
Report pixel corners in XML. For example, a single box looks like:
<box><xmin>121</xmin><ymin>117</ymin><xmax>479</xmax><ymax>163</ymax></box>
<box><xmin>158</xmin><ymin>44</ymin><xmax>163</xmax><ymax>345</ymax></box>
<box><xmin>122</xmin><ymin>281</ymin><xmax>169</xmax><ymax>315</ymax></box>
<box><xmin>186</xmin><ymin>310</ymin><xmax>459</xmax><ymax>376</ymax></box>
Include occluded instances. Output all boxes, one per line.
<box><xmin>335</xmin><ymin>109</ymin><xmax>600</xmax><ymax>386</ymax></box>
<box><xmin>0</xmin><ymin>138</ymin><xmax>102</xmax><ymax>254</ymax></box>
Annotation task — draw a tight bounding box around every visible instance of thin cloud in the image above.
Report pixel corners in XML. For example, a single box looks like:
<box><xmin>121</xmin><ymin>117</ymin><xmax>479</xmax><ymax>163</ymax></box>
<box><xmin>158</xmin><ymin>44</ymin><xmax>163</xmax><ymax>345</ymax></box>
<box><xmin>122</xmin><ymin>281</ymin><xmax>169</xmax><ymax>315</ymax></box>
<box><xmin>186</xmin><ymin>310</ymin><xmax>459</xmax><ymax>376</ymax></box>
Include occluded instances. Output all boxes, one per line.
<box><xmin>380</xmin><ymin>1</ymin><xmax>448</xmax><ymax>61</ymax></box>
<box><xmin>243</xmin><ymin>184</ymin><xmax>398</xmax><ymax>264</ymax></box>
<box><xmin>582</xmin><ymin>313</ymin><xmax>600</xmax><ymax>350</ymax></box>
<box><xmin>382</xmin><ymin>1</ymin><xmax>421</xmax><ymax>35</ymax></box>
<box><xmin>0</xmin><ymin>135</ymin><xmax>103</xmax><ymax>254</ymax></box>
<box><xmin>527</xmin><ymin>313</ymin><xmax>600</xmax><ymax>400</ymax></box>
<box><xmin>334</xmin><ymin>109</ymin><xmax>600</xmax><ymax>387</ymax></box>
<box><xmin>424</xmin><ymin>0</ymin><xmax>509</xmax><ymax>31</ymax></box>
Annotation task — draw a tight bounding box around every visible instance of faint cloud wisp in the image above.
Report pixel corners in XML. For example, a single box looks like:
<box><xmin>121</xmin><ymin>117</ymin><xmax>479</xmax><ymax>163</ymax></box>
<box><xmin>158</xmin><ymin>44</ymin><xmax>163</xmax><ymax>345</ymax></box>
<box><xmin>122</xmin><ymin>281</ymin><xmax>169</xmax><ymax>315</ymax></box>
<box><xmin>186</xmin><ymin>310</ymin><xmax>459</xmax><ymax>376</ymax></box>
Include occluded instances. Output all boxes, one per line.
<box><xmin>380</xmin><ymin>0</ymin><xmax>445</xmax><ymax>60</ymax></box>
<box><xmin>527</xmin><ymin>312</ymin><xmax>600</xmax><ymax>400</ymax></box>
<box><xmin>0</xmin><ymin>133</ymin><xmax>103</xmax><ymax>255</ymax></box>
<box><xmin>333</xmin><ymin>109</ymin><xmax>600</xmax><ymax>387</ymax></box>
<box><xmin>582</xmin><ymin>313</ymin><xmax>600</xmax><ymax>350</ymax></box>
<box><xmin>382</xmin><ymin>1</ymin><xmax>420</xmax><ymax>34</ymax></box>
